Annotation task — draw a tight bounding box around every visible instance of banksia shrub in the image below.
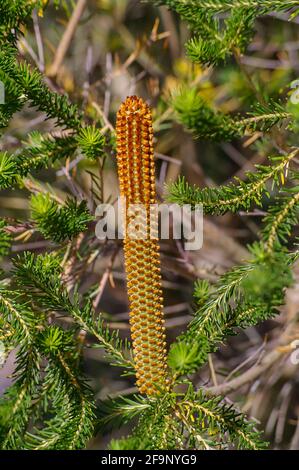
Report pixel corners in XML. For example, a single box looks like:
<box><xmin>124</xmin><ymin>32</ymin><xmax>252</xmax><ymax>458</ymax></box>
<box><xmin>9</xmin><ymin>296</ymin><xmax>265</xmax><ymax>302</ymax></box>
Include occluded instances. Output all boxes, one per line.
<box><xmin>116</xmin><ymin>96</ymin><xmax>168</xmax><ymax>396</ymax></box>
<box><xmin>1</xmin><ymin>0</ymin><xmax>299</xmax><ymax>452</ymax></box>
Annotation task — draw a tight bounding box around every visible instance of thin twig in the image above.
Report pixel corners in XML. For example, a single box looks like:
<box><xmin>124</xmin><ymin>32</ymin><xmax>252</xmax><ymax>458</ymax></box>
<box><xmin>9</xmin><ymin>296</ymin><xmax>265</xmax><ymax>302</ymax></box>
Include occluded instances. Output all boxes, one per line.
<box><xmin>33</xmin><ymin>10</ymin><xmax>45</xmax><ymax>72</ymax></box>
<box><xmin>47</xmin><ymin>0</ymin><xmax>87</xmax><ymax>78</ymax></box>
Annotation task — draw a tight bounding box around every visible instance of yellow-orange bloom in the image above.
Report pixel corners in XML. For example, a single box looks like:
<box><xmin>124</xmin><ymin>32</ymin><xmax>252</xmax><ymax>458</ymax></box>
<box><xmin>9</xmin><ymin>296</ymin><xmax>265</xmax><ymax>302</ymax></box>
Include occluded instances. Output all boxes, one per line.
<box><xmin>116</xmin><ymin>96</ymin><xmax>167</xmax><ymax>395</ymax></box>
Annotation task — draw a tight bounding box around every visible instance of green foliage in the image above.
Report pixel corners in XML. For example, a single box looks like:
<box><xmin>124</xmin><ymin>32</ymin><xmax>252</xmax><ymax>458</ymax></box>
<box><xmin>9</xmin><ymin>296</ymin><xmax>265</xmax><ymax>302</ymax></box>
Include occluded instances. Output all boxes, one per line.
<box><xmin>172</xmin><ymin>87</ymin><xmax>237</xmax><ymax>141</ymax></box>
<box><xmin>17</xmin><ymin>132</ymin><xmax>79</xmax><ymax>175</ymax></box>
<box><xmin>30</xmin><ymin>193</ymin><xmax>93</xmax><ymax>242</ymax></box>
<box><xmin>103</xmin><ymin>386</ymin><xmax>266</xmax><ymax>450</ymax></box>
<box><xmin>0</xmin><ymin>285</ymin><xmax>43</xmax><ymax>449</ymax></box>
<box><xmin>0</xmin><ymin>152</ymin><xmax>20</xmax><ymax>188</ymax></box>
<box><xmin>0</xmin><ymin>46</ymin><xmax>82</xmax><ymax>130</ymax></box>
<box><xmin>186</xmin><ymin>8</ymin><xmax>256</xmax><ymax>66</ymax></box>
<box><xmin>0</xmin><ymin>68</ymin><xmax>24</xmax><ymax>128</ymax></box>
<box><xmin>262</xmin><ymin>182</ymin><xmax>299</xmax><ymax>252</ymax></box>
<box><xmin>168</xmin><ymin>247</ymin><xmax>293</xmax><ymax>376</ymax></box>
<box><xmin>154</xmin><ymin>1</ymin><xmax>299</xmax><ymax>16</ymax></box>
<box><xmin>26</xmin><ymin>326</ymin><xmax>96</xmax><ymax>450</ymax></box>
<box><xmin>0</xmin><ymin>130</ymin><xmax>105</xmax><ymax>191</ymax></box>
<box><xmin>98</xmin><ymin>394</ymin><xmax>151</xmax><ymax>430</ymax></box>
<box><xmin>77</xmin><ymin>126</ymin><xmax>106</xmax><ymax>160</ymax></box>
<box><xmin>0</xmin><ymin>249</ymin><xmax>132</xmax><ymax>449</ymax></box>
<box><xmin>172</xmin><ymin>88</ymin><xmax>290</xmax><ymax>141</ymax></box>
<box><xmin>0</xmin><ymin>1</ymin><xmax>41</xmax><ymax>43</ymax></box>
<box><xmin>168</xmin><ymin>341</ymin><xmax>200</xmax><ymax>373</ymax></box>
<box><xmin>12</xmin><ymin>252</ymin><xmax>134</xmax><ymax>371</ymax></box>
<box><xmin>0</xmin><ymin>219</ymin><xmax>11</xmax><ymax>256</ymax></box>
<box><xmin>0</xmin><ymin>44</ymin><xmax>105</xmax><ymax>186</ymax></box>
<box><xmin>0</xmin><ymin>0</ymin><xmax>125</xmax><ymax>452</ymax></box>
<box><xmin>169</xmin><ymin>151</ymin><xmax>297</xmax><ymax>214</ymax></box>
<box><xmin>154</xmin><ymin>0</ymin><xmax>299</xmax><ymax>65</ymax></box>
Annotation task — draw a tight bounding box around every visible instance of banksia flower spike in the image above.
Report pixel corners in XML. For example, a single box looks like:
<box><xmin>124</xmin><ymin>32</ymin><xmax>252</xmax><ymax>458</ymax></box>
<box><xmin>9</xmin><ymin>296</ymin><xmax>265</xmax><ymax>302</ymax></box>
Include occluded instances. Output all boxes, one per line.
<box><xmin>116</xmin><ymin>96</ymin><xmax>168</xmax><ymax>396</ymax></box>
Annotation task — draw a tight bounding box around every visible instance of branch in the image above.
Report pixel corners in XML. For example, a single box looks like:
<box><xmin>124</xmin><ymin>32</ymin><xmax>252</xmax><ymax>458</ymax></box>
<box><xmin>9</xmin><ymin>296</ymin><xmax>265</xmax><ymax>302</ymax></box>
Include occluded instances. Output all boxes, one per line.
<box><xmin>207</xmin><ymin>319</ymin><xmax>298</xmax><ymax>395</ymax></box>
<box><xmin>47</xmin><ymin>0</ymin><xmax>87</xmax><ymax>78</ymax></box>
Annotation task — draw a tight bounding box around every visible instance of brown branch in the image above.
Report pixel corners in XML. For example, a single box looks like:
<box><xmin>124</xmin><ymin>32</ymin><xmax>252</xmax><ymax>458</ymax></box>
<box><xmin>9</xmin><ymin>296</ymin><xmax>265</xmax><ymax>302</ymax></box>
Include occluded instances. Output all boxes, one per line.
<box><xmin>47</xmin><ymin>0</ymin><xmax>87</xmax><ymax>78</ymax></box>
<box><xmin>207</xmin><ymin>320</ymin><xmax>298</xmax><ymax>396</ymax></box>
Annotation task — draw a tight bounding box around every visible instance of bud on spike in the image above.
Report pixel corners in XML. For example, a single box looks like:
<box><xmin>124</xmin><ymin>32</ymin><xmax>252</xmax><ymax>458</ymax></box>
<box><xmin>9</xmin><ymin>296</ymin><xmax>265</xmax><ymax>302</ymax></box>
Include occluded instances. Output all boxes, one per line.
<box><xmin>116</xmin><ymin>96</ymin><xmax>168</xmax><ymax>395</ymax></box>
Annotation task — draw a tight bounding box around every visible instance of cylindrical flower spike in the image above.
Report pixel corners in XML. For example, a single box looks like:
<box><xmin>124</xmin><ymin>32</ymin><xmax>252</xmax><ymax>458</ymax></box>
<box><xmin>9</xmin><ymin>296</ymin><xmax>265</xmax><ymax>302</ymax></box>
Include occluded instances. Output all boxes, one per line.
<box><xmin>116</xmin><ymin>96</ymin><xmax>168</xmax><ymax>395</ymax></box>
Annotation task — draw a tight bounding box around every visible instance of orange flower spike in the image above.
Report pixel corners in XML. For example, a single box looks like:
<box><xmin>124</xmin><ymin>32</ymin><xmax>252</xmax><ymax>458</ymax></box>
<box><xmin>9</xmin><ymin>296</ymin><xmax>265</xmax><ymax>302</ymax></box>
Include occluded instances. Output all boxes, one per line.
<box><xmin>116</xmin><ymin>96</ymin><xmax>168</xmax><ymax>396</ymax></box>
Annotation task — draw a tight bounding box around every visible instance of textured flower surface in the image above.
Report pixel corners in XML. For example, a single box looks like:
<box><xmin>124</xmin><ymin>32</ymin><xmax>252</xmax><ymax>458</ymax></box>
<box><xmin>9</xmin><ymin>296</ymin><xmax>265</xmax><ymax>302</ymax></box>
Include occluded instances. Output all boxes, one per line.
<box><xmin>116</xmin><ymin>96</ymin><xmax>167</xmax><ymax>395</ymax></box>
